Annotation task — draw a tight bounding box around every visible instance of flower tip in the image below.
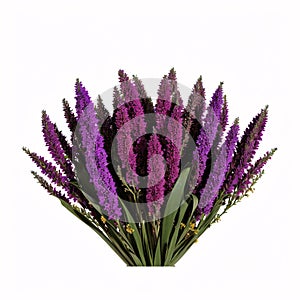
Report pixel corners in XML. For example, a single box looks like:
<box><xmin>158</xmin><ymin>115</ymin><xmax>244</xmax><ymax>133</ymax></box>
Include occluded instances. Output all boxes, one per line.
<box><xmin>168</xmin><ymin>67</ymin><xmax>176</xmax><ymax>80</ymax></box>
<box><xmin>22</xmin><ymin>146</ymin><xmax>29</xmax><ymax>154</ymax></box>
<box><xmin>75</xmin><ymin>78</ymin><xmax>81</xmax><ymax>87</ymax></box>
<box><xmin>118</xmin><ymin>69</ymin><xmax>129</xmax><ymax>82</ymax></box>
<box><xmin>234</xmin><ymin>117</ymin><xmax>239</xmax><ymax>125</ymax></box>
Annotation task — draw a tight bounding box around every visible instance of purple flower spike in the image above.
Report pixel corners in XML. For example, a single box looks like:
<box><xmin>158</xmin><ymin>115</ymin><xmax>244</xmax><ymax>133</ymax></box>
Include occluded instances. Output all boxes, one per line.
<box><xmin>168</xmin><ymin>68</ymin><xmax>183</xmax><ymax>107</ymax></box>
<box><xmin>118</xmin><ymin>69</ymin><xmax>139</xmax><ymax>103</ymax></box>
<box><xmin>75</xmin><ymin>79</ymin><xmax>92</xmax><ymax>119</ymax></box>
<box><xmin>225</xmin><ymin>106</ymin><xmax>268</xmax><ymax>193</ymax></box>
<box><xmin>236</xmin><ymin>148</ymin><xmax>277</xmax><ymax>195</ymax></box>
<box><xmin>155</xmin><ymin>76</ymin><xmax>172</xmax><ymax>131</ymax></box>
<box><xmin>164</xmin><ymin>105</ymin><xmax>182</xmax><ymax>191</ymax></box>
<box><xmin>114</xmin><ymin>104</ymin><xmax>139</xmax><ymax>187</ymax></box>
<box><xmin>220</xmin><ymin>95</ymin><xmax>229</xmax><ymax>132</ymax></box>
<box><xmin>199</xmin><ymin>144</ymin><xmax>227</xmax><ymax>214</ymax></box>
<box><xmin>224</xmin><ymin>118</ymin><xmax>240</xmax><ymax>168</ymax></box>
<box><xmin>185</xmin><ymin>76</ymin><xmax>206</xmax><ymax>124</ymax></box>
<box><xmin>113</xmin><ymin>86</ymin><xmax>123</xmax><ymax>109</ymax></box>
<box><xmin>146</xmin><ymin>134</ymin><xmax>165</xmax><ymax>216</ymax></box>
<box><xmin>209</xmin><ymin>83</ymin><xmax>224</xmax><ymax>122</ymax></box>
<box><xmin>132</xmin><ymin>75</ymin><xmax>148</xmax><ymax>99</ymax></box>
<box><xmin>23</xmin><ymin>147</ymin><xmax>77</xmax><ymax>202</ymax></box>
<box><xmin>79</xmin><ymin>102</ymin><xmax>121</xmax><ymax>219</ymax></box>
<box><xmin>182</xmin><ymin>76</ymin><xmax>206</xmax><ymax>153</ymax></box>
<box><xmin>193</xmin><ymin>104</ymin><xmax>220</xmax><ymax>190</ymax></box>
<box><xmin>62</xmin><ymin>99</ymin><xmax>77</xmax><ymax>137</ymax></box>
<box><xmin>31</xmin><ymin>171</ymin><xmax>71</xmax><ymax>204</ymax></box>
<box><xmin>42</xmin><ymin>111</ymin><xmax>74</xmax><ymax>179</ymax></box>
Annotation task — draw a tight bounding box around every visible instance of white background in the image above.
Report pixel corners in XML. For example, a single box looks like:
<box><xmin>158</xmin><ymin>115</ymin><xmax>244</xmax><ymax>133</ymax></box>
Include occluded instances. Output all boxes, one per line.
<box><xmin>1</xmin><ymin>0</ymin><xmax>299</xmax><ymax>299</ymax></box>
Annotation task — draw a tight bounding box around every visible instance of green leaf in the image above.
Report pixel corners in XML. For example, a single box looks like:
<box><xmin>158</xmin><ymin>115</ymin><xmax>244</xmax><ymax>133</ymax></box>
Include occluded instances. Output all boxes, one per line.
<box><xmin>176</xmin><ymin>194</ymin><xmax>199</xmax><ymax>245</ymax></box>
<box><xmin>141</xmin><ymin>221</ymin><xmax>153</xmax><ymax>265</ymax></box>
<box><xmin>154</xmin><ymin>238</ymin><xmax>161</xmax><ymax>266</ymax></box>
<box><xmin>116</xmin><ymin>220</ymin><xmax>143</xmax><ymax>266</ymax></box>
<box><xmin>171</xmin><ymin>194</ymin><xmax>225</xmax><ymax>265</ymax></box>
<box><xmin>165</xmin><ymin>194</ymin><xmax>199</xmax><ymax>265</ymax></box>
<box><xmin>160</xmin><ymin>167</ymin><xmax>191</xmax><ymax>265</ymax></box>
<box><xmin>119</xmin><ymin>198</ymin><xmax>147</xmax><ymax>266</ymax></box>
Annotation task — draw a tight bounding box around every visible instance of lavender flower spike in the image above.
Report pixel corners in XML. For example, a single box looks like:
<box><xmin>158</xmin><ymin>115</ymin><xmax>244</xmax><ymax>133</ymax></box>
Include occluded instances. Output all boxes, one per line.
<box><xmin>224</xmin><ymin>118</ymin><xmax>240</xmax><ymax>168</ymax></box>
<box><xmin>132</xmin><ymin>75</ymin><xmax>148</xmax><ymax>99</ymax></box>
<box><xmin>146</xmin><ymin>134</ymin><xmax>165</xmax><ymax>216</ymax></box>
<box><xmin>164</xmin><ymin>104</ymin><xmax>183</xmax><ymax>191</ymax></box>
<box><xmin>75</xmin><ymin>79</ymin><xmax>92</xmax><ymax>119</ymax></box>
<box><xmin>209</xmin><ymin>83</ymin><xmax>224</xmax><ymax>122</ymax></box>
<box><xmin>79</xmin><ymin>102</ymin><xmax>121</xmax><ymax>219</ymax></box>
<box><xmin>62</xmin><ymin>99</ymin><xmax>77</xmax><ymax>136</ymax></box>
<box><xmin>225</xmin><ymin>106</ymin><xmax>268</xmax><ymax>193</ymax></box>
<box><xmin>23</xmin><ymin>147</ymin><xmax>77</xmax><ymax>202</ymax></box>
<box><xmin>220</xmin><ymin>95</ymin><xmax>229</xmax><ymax>132</ymax></box>
<box><xmin>236</xmin><ymin>147</ymin><xmax>277</xmax><ymax>196</ymax></box>
<box><xmin>185</xmin><ymin>76</ymin><xmax>206</xmax><ymax>125</ymax></box>
<box><xmin>192</xmin><ymin>106</ymin><xmax>219</xmax><ymax>190</ymax></box>
<box><xmin>41</xmin><ymin>111</ymin><xmax>74</xmax><ymax>179</ymax></box>
<box><xmin>199</xmin><ymin>144</ymin><xmax>227</xmax><ymax>214</ymax></box>
<box><xmin>155</xmin><ymin>76</ymin><xmax>172</xmax><ymax>133</ymax></box>
<box><xmin>31</xmin><ymin>171</ymin><xmax>70</xmax><ymax>204</ymax></box>
<box><xmin>114</xmin><ymin>104</ymin><xmax>139</xmax><ymax>187</ymax></box>
<box><xmin>198</xmin><ymin>119</ymin><xmax>239</xmax><ymax>214</ymax></box>
<box><xmin>118</xmin><ymin>69</ymin><xmax>139</xmax><ymax>103</ymax></box>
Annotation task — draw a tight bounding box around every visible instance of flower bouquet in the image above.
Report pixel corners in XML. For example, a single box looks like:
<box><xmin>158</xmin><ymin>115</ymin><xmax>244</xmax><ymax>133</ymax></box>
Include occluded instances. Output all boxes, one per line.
<box><xmin>23</xmin><ymin>69</ymin><xmax>276</xmax><ymax>266</ymax></box>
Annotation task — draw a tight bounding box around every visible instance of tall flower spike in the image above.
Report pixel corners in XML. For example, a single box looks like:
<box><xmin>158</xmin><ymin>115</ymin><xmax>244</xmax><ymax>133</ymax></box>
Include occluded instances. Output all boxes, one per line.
<box><xmin>75</xmin><ymin>79</ymin><xmax>92</xmax><ymax>119</ymax></box>
<box><xmin>164</xmin><ymin>104</ymin><xmax>182</xmax><ymax>191</ymax></box>
<box><xmin>185</xmin><ymin>76</ymin><xmax>206</xmax><ymax>123</ymax></box>
<box><xmin>31</xmin><ymin>171</ymin><xmax>70</xmax><ymax>204</ymax></box>
<box><xmin>192</xmin><ymin>103</ymin><xmax>220</xmax><ymax>194</ymax></box>
<box><xmin>96</xmin><ymin>94</ymin><xmax>114</xmax><ymax>157</ymax></box>
<box><xmin>78</xmin><ymin>102</ymin><xmax>121</xmax><ymax>219</ymax></box>
<box><xmin>220</xmin><ymin>95</ymin><xmax>229</xmax><ymax>132</ymax></box>
<box><xmin>113</xmin><ymin>86</ymin><xmax>123</xmax><ymax>109</ymax></box>
<box><xmin>168</xmin><ymin>68</ymin><xmax>183</xmax><ymax>107</ymax></box>
<box><xmin>182</xmin><ymin>76</ymin><xmax>206</xmax><ymax>151</ymax></box>
<box><xmin>41</xmin><ymin>111</ymin><xmax>74</xmax><ymax>179</ymax></box>
<box><xmin>114</xmin><ymin>104</ymin><xmax>138</xmax><ymax>187</ymax></box>
<box><xmin>126</xmin><ymin>97</ymin><xmax>147</xmax><ymax>185</ymax></box>
<box><xmin>155</xmin><ymin>76</ymin><xmax>172</xmax><ymax>134</ymax></box>
<box><xmin>23</xmin><ymin>147</ymin><xmax>68</xmax><ymax>186</ymax></box>
<box><xmin>225</xmin><ymin>106</ymin><xmax>268</xmax><ymax>193</ymax></box>
<box><xmin>208</xmin><ymin>83</ymin><xmax>224</xmax><ymax>122</ymax></box>
<box><xmin>62</xmin><ymin>99</ymin><xmax>77</xmax><ymax>138</ymax></box>
<box><xmin>54</xmin><ymin>124</ymin><xmax>72</xmax><ymax>159</ymax></box>
<box><xmin>96</xmin><ymin>94</ymin><xmax>110</xmax><ymax>123</ymax></box>
<box><xmin>212</xmin><ymin>93</ymin><xmax>229</xmax><ymax>153</ymax></box>
<box><xmin>132</xmin><ymin>75</ymin><xmax>148</xmax><ymax>99</ymax></box>
<box><xmin>199</xmin><ymin>144</ymin><xmax>227</xmax><ymax>214</ymax></box>
<box><xmin>236</xmin><ymin>148</ymin><xmax>277</xmax><ymax>196</ymax></box>
<box><xmin>118</xmin><ymin>69</ymin><xmax>139</xmax><ymax>103</ymax></box>
<box><xmin>23</xmin><ymin>147</ymin><xmax>77</xmax><ymax>202</ymax></box>
<box><xmin>127</xmin><ymin>99</ymin><xmax>147</xmax><ymax>142</ymax></box>
<box><xmin>146</xmin><ymin>134</ymin><xmax>165</xmax><ymax>216</ymax></box>
<box><xmin>224</xmin><ymin>118</ymin><xmax>240</xmax><ymax>168</ymax></box>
